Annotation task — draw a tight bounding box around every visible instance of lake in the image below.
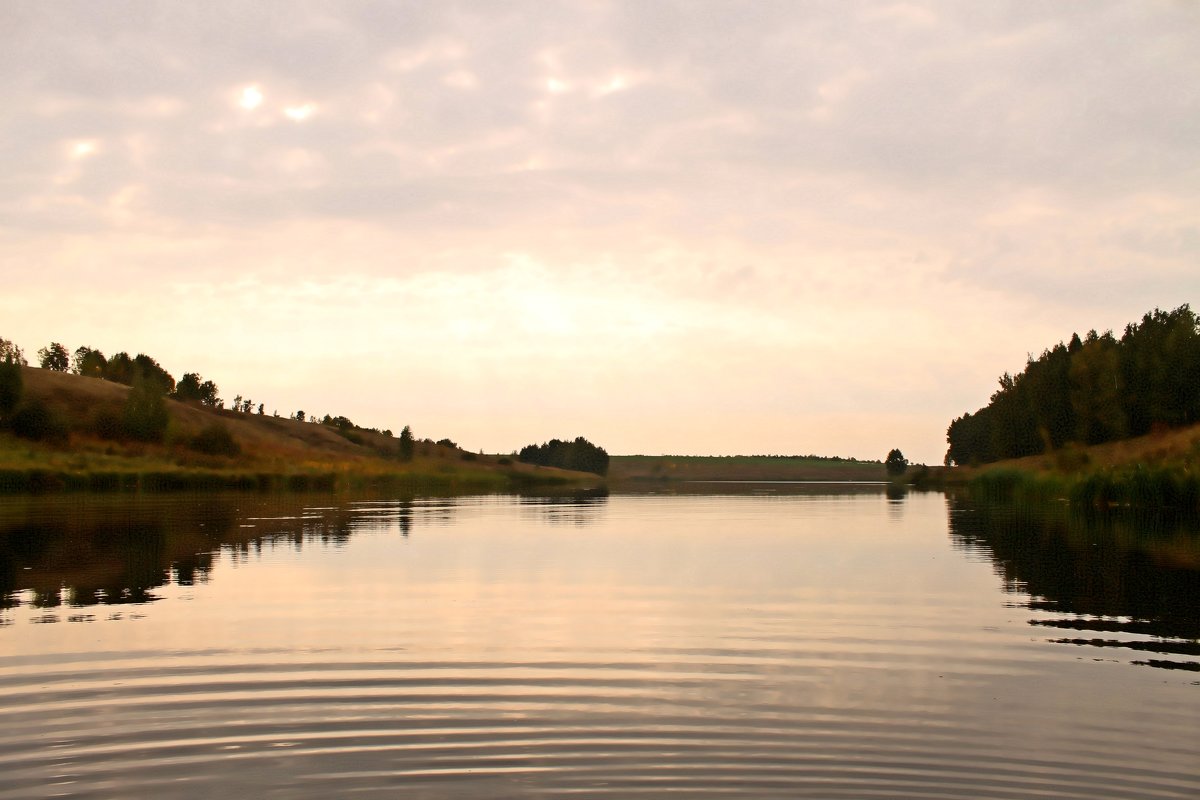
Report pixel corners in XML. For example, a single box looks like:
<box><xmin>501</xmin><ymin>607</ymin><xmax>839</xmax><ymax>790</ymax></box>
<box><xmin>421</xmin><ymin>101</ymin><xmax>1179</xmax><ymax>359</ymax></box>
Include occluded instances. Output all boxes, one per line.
<box><xmin>1</xmin><ymin>486</ymin><xmax>1197</xmax><ymax>798</ymax></box>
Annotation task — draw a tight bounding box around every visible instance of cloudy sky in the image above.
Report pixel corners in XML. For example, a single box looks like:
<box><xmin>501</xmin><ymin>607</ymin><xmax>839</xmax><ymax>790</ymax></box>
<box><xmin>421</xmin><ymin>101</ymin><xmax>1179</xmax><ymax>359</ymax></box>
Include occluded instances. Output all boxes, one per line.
<box><xmin>2</xmin><ymin>2</ymin><xmax>1197</xmax><ymax>463</ymax></box>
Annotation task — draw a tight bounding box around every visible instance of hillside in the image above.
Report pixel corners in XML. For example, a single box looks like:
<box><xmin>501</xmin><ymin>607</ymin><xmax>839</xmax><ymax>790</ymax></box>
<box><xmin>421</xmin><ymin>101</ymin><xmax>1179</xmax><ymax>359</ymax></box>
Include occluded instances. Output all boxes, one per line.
<box><xmin>0</xmin><ymin>367</ymin><xmax>597</xmax><ymax>493</ymax></box>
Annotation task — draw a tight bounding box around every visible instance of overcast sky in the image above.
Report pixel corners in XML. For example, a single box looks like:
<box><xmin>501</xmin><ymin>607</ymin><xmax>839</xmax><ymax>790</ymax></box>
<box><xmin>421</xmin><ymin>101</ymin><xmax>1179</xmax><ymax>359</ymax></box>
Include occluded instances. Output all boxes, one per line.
<box><xmin>2</xmin><ymin>1</ymin><xmax>1197</xmax><ymax>463</ymax></box>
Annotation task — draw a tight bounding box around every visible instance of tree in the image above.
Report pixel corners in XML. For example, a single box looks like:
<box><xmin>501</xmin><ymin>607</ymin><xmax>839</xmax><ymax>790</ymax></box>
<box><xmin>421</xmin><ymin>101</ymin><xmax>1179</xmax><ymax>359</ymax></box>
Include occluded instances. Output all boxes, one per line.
<box><xmin>884</xmin><ymin>449</ymin><xmax>908</xmax><ymax>476</ymax></box>
<box><xmin>174</xmin><ymin>372</ymin><xmax>220</xmax><ymax>406</ymax></box>
<box><xmin>122</xmin><ymin>377</ymin><xmax>170</xmax><ymax>442</ymax></box>
<box><xmin>0</xmin><ymin>355</ymin><xmax>22</xmax><ymax>418</ymax></box>
<box><xmin>37</xmin><ymin>342</ymin><xmax>70</xmax><ymax>372</ymax></box>
<box><xmin>518</xmin><ymin>436</ymin><xmax>609</xmax><ymax>476</ymax></box>
<box><xmin>398</xmin><ymin>425</ymin><xmax>415</xmax><ymax>462</ymax></box>
<box><xmin>294</xmin><ymin>410</ymin><xmax>305</xmax><ymax>422</ymax></box>
<box><xmin>0</xmin><ymin>338</ymin><xmax>26</xmax><ymax>366</ymax></box>
<box><xmin>72</xmin><ymin>346</ymin><xmax>107</xmax><ymax>378</ymax></box>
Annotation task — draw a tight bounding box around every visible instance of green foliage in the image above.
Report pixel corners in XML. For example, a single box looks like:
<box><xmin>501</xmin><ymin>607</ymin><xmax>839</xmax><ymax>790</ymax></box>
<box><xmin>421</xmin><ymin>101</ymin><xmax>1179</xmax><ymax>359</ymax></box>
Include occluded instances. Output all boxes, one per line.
<box><xmin>518</xmin><ymin>436</ymin><xmax>609</xmax><ymax>476</ymax></box>
<box><xmin>398</xmin><ymin>425</ymin><xmax>415</xmax><ymax>462</ymax></box>
<box><xmin>0</xmin><ymin>357</ymin><xmax>22</xmax><ymax>417</ymax></box>
<box><xmin>8</xmin><ymin>400</ymin><xmax>69</xmax><ymax>444</ymax></box>
<box><xmin>947</xmin><ymin>305</ymin><xmax>1200</xmax><ymax>466</ymax></box>
<box><xmin>189</xmin><ymin>423</ymin><xmax>241</xmax><ymax>457</ymax></box>
<box><xmin>122</xmin><ymin>378</ymin><xmax>169</xmax><ymax>442</ymax></box>
<box><xmin>884</xmin><ymin>448</ymin><xmax>908</xmax><ymax>476</ymax></box>
<box><xmin>37</xmin><ymin>342</ymin><xmax>69</xmax><ymax>371</ymax></box>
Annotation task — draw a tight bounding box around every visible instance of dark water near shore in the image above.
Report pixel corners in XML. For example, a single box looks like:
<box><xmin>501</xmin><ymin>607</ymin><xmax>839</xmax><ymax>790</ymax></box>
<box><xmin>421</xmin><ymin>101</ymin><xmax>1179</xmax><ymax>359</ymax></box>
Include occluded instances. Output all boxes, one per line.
<box><xmin>1</xmin><ymin>487</ymin><xmax>1197</xmax><ymax>798</ymax></box>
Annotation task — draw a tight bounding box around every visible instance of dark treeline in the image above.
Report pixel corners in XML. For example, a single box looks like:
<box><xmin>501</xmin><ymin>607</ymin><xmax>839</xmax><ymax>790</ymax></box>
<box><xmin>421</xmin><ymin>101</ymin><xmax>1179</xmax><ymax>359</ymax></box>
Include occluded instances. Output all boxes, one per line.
<box><xmin>946</xmin><ymin>305</ymin><xmax>1200</xmax><ymax>466</ymax></box>
<box><xmin>519</xmin><ymin>437</ymin><xmax>610</xmax><ymax>476</ymax></box>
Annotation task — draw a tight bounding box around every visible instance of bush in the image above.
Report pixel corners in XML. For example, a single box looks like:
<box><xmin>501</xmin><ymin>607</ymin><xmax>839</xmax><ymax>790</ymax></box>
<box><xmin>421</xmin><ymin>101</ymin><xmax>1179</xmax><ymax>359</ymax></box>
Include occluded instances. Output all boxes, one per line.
<box><xmin>90</xmin><ymin>407</ymin><xmax>123</xmax><ymax>440</ymax></box>
<box><xmin>122</xmin><ymin>379</ymin><xmax>169</xmax><ymax>442</ymax></box>
<box><xmin>9</xmin><ymin>400</ymin><xmax>69</xmax><ymax>444</ymax></box>
<box><xmin>189</xmin><ymin>424</ymin><xmax>241</xmax><ymax>457</ymax></box>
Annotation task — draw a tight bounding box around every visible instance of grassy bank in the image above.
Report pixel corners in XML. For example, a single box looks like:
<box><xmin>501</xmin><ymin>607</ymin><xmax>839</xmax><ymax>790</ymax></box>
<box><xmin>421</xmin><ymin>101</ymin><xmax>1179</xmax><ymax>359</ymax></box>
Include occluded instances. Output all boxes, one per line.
<box><xmin>955</xmin><ymin>423</ymin><xmax>1200</xmax><ymax>511</ymax></box>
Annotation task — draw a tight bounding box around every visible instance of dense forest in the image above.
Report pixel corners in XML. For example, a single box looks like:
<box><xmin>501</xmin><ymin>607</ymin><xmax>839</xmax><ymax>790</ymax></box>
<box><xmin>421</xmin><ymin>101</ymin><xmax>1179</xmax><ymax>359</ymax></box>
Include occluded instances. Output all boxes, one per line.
<box><xmin>946</xmin><ymin>305</ymin><xmax>1200</xmax><ymax>466</ymax></box>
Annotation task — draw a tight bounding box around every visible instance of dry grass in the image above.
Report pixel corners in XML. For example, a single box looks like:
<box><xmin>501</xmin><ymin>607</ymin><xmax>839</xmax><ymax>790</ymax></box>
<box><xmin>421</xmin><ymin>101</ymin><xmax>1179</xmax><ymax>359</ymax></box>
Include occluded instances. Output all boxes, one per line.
<box><xmin>4</xmin><ymin>367</ymin><xmax>595</xmax><ymax>491</ymax></box>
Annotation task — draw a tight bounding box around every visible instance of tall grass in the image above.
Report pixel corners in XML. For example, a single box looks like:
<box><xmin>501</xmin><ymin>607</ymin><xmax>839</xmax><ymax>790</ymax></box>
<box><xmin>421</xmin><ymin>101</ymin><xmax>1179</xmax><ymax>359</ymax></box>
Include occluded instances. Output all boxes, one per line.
<box><xmin>968</xmin><ymin>464</ymin><xmax>1200</xmax><ymax>511</ymax></box>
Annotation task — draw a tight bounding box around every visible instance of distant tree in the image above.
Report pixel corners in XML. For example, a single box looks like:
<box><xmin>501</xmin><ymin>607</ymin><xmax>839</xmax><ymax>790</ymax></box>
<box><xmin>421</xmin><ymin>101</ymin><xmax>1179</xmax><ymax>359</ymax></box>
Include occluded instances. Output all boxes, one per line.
<box><xmin>103</xmin><ymin>352</ymin><xmax>135</xmax><ymax>385</ymax></box>
<box><xmin>398</xmin><ymin>425</ymin><xmax>415</xmax><ymax>462</ymax></box>
<box><xmin>174</xmin><ymin>372</ymin><xmax>220</xmax><ymax>406</ymax></box>
<box><xmin>240</xmin><ymin>397</ymin><xmax>252</xmax><ymax>414</ymax></box>
<box><xmin>294</xmin><ymin>410</ymin><xmax>305</xmax><ymax>422</ymax></box>
<box><xmin>257</xmin><ymin>403</ymin><xmax>264</xmax><ymax>415</ymax></box>
<box><xmin>0</xmin><ymin>338</ymin><xmax>26</xmax><ymax>366</ymax></box>
<box><xmin>37</xmin><ymin>342</ymin><xmax>70</xmax><ymax>372</ymax></box>
<box><xmin>518</xmin><ymin>436</ymin><xmax>609</xmax><ymax>476</ymax></box>
<box><xmin>884</xmin><ymin>448</ymin><xmax>908</xmax><ymax>476</ymax></box>
<box><xmin>72</xmin><ymin>346</ymin><xmax>107</xmax><ymax>378</ymax></box>
<box><xmin>0</xmin><ymin>355</ymin><xmax>22</xmax><ymax>417</ymax></box>
<box><xmin>436</xmin><ymin>437</ymin><xmax>457</xmax><ymax>448</ymax></box>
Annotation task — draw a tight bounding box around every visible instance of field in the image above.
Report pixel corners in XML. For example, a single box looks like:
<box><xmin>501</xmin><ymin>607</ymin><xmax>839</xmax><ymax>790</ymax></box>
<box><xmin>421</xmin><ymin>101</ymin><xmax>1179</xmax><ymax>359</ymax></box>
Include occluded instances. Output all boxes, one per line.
<box><xmin>608</xmin><ymin>454</ymin><xmax>886</xmax><ymax>483</ymax></box>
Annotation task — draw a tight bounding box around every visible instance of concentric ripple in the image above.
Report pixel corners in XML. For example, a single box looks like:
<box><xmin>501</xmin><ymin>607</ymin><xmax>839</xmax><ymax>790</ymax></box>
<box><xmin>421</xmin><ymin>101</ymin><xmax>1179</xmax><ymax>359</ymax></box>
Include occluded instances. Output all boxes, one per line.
<box><xmin>0</xmin><ymin>490</ymin><xmax>1197</xmax><ymax>798</ymax></box>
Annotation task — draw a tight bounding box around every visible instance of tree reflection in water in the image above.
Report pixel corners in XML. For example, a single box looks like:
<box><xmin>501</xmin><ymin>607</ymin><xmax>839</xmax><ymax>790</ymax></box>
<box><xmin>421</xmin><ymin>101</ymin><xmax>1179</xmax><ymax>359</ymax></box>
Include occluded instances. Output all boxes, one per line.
<box><xmin>947</xmin><ymin>496</ymin><xmax>1200</xmax><ymax>672</ymax></box>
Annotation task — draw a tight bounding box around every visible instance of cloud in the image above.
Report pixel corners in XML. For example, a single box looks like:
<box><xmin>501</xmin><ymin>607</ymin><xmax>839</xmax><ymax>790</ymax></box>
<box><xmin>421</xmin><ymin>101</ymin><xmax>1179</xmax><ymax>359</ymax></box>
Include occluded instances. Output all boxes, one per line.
<box><xmin>3</xmin><ymin>1</ymin><xmax>1199</xmax><ymax>462</ymax></box>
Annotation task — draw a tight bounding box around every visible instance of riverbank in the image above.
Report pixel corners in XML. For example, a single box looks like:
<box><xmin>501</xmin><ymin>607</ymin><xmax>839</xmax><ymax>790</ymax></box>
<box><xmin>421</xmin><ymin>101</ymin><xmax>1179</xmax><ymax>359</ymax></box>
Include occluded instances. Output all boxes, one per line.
<box><xmin>945</xmin><ymin>422</ymin><xmax>1200</xmax><ymax>511</ymax></box>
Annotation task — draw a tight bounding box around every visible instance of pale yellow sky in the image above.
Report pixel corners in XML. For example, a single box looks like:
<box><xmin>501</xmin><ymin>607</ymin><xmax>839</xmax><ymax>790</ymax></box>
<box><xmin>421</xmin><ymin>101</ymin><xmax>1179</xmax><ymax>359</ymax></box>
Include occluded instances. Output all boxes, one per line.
<box><xmin>2</xmin><ymin>2</ymin><xmax>1198</xmax><ymax>464</ymax></box>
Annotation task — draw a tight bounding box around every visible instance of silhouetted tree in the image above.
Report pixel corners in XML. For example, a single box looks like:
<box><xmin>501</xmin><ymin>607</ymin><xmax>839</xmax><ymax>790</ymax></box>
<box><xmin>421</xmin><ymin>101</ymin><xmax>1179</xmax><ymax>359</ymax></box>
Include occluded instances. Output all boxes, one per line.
<box><xmin>0</xmin><ymin>356</ymin><xmax>22</xmax><ymax>418</ymax></box>
<box><xmin>72</xmin><ymin>346</ymin><xmax>107</xmax><ymax>378</ymax></box>
<box><xmin>946</xmin><ymin>305</ymin><xmax>1200</xmax><ymax>466</ymax></box>
<box><xmin>884</xmin><ymin>449</ymin><xmax>908</xmax><ymax>476</ymax></box>
<box><xmin>294</xmin><ymin>410</ymin><xmax>305</xmax><ymax>422</ymax></box>
<box><xmin>37</xmin><ymin>342</ymin><xmax>69</xmax><ymax>372</ymax></box>
<box><xmin>398</xmin><ymin>425</ymin><xmax>415</xmax><ymax>462</ymax></box>
<box><xmin>0</xmin><ymin>339</ymin><xmax>26</xmax><ymax>366</ymax></box>
<box><xmin>174</xmin><ymin>372</ymin><xmax>220</xmax><ymax>406</ymax></box>
<box><xmin>518</xmin><ymin>436</ymin><xmax>609</xmax><ymax>476</ymax></box>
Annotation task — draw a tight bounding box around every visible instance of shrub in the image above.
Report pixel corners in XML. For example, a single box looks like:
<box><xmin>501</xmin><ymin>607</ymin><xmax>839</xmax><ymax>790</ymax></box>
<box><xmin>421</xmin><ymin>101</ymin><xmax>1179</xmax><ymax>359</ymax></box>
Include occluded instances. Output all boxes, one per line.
<box><xmin>0</xmin><ymin>358</ymin><xmax>21</xmax><ymax>417</ymax></box>
<box><xmin>122</xmin><ymin>379</ymin><xmax>169</xmax><ymax>442</ymax></box>
<box><xmin>189</xmin><ymin>424</ymin><xmax>241</xmax><ymax>457</ymax></box>
<box><xmin>90</xmin><ymin>407</ymin><xmax>123</xmax><ymax>440</ymax></box>
<box><xmin>9</xmin><ymin>400</ymin><xmax>69</xmax><ymax>444</ymax></box>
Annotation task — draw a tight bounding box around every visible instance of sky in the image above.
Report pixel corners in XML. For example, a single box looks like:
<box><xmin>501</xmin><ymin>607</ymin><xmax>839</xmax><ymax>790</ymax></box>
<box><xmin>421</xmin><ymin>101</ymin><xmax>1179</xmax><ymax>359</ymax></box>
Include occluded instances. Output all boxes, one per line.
<box><xmin>2</xmin><ymin>1</ymin><xmax>1198</xmax><ymax>464</ymax></box>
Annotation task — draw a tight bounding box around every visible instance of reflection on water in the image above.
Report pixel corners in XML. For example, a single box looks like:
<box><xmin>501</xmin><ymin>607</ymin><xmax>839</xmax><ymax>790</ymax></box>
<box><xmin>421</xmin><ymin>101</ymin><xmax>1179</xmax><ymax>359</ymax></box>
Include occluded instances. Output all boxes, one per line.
<box><xmin>0</xmin><ymin>489</ymin><xmax>1198</xmax><ymax>799</ymax></box>
<box><xmin>948</xmin><ymin>497</ymin><xmax>1200</xmax><ymax>672</ymax></box>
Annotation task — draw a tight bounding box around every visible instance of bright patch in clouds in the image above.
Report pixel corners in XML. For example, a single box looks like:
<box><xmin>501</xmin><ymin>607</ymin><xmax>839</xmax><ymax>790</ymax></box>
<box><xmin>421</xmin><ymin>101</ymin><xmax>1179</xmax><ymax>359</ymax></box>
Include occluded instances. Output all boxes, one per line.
<box><xmin>284</xmin><ymin>103</ymin><xmax>315</xmax><ymax>122</ymax></box>
<box><xmin>238</xmin><ymin>85</ymin><xmax>263</xmax><ymax>110</ymax></box>
<box><xmin>69</xmin><ymin>140</ymin><xmax>97</xmax><ymax>159</ymax></box>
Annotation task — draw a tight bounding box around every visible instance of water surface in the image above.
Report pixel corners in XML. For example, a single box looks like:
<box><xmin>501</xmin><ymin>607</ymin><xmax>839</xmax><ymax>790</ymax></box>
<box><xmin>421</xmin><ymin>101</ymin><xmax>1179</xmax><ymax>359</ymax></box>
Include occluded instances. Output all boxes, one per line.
<box><xmin>1</xmin><ymin>488</ymin><xmax>1197</xmax><ymax>798</ymax></box>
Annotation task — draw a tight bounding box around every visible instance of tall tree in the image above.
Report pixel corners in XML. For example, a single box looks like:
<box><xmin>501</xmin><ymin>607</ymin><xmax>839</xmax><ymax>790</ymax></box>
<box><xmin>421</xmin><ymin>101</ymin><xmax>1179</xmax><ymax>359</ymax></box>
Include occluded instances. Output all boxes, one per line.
<box><xmin>884</xmin><ymin>449</ymin><xmax>908</xmax><ymax>476</ymax></box>
<box><xmin>37</xmin><ymin>342</ymin><xmax>69</xmax><ymax>372</ymax></box>
<box><xmin>398</xmin><ymin>425</ymin><xmax>415</xmax><ymax>462</ymax></box>
<box><xmin>72</xmin><ymin>346</ymin><xmax>107</xmax><ymax>378</ymax></box>
<box><xmin>0</xmin><ymin>339</ymin><xmax>26</xmax><ymax>366</ymax></box>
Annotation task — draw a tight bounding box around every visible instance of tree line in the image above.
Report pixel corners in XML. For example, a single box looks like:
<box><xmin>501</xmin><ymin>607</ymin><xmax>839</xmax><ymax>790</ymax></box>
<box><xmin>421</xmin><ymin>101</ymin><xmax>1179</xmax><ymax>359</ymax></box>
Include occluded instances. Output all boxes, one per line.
<box><xmin>945</xmin><ymin>305</ymin><xmax>1200</xmax><ymax>466</ymax></box>
<box><xmin>518</xmin><ymin>437</ymin><xmax>610</xmax><ymax>476</ymax></box>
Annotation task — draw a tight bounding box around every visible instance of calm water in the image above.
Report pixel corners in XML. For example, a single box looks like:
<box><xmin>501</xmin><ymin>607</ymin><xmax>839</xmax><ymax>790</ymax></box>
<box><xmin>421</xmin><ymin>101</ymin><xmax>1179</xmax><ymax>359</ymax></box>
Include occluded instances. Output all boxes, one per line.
<box><xmin>0</xmin><ymin>487</ymin><xmax>1197</xmax><ymax>799</ymax></box>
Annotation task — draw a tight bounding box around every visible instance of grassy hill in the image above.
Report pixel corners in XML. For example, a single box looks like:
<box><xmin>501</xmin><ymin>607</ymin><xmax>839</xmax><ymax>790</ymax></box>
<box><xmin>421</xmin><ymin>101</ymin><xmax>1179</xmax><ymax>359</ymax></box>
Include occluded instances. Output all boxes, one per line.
<box><xmin>0</xmin><ymin>367</ymin><xmax>598</xmax><ymax>493</ymax></box>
